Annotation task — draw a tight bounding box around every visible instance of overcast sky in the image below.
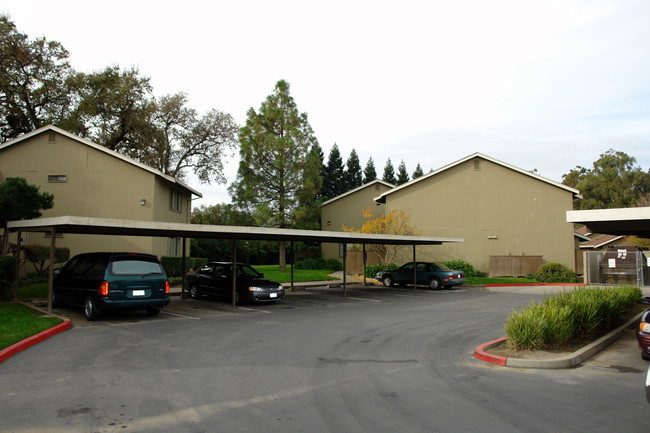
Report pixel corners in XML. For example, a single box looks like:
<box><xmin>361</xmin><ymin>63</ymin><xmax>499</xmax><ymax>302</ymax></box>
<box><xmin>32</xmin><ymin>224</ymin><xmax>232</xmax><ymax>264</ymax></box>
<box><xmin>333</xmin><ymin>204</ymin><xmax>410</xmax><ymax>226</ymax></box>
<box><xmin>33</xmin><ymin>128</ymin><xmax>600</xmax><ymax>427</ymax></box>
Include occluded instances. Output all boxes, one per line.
<box><xmin>4</xmin><ymin>0</ymin><xmax>650</xmax><ymax>207</ymax></box>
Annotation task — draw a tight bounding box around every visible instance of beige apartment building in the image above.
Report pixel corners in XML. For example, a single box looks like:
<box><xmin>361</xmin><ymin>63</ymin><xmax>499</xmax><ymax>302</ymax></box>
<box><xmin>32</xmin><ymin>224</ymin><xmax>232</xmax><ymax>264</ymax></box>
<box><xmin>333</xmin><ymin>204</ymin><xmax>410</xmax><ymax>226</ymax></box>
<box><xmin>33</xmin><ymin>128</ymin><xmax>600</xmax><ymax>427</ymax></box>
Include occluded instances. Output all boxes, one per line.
<box><xmin>322</xmin><ymin>153</ymin><xmax>581</xmax><ymax>274</ymax></box>
<box><xmin>0</xmin><ymin>125</ymin><xmax>200</xmax><ymax>258</ymax></box>
<box><xmin>321</xmin><ymin>180</ymin><xmax>394</xmax><ymax>260</ymax></box>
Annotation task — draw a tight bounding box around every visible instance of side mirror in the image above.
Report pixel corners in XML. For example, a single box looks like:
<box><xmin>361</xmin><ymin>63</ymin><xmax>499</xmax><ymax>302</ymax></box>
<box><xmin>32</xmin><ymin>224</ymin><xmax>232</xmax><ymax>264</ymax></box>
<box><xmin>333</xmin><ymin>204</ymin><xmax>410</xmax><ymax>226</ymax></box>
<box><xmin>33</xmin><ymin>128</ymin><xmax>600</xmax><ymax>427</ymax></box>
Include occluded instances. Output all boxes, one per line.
<box><xmin>54</xmin><ymin>269</ymin><xmax>61</xmax><ymax>276</ymax></box>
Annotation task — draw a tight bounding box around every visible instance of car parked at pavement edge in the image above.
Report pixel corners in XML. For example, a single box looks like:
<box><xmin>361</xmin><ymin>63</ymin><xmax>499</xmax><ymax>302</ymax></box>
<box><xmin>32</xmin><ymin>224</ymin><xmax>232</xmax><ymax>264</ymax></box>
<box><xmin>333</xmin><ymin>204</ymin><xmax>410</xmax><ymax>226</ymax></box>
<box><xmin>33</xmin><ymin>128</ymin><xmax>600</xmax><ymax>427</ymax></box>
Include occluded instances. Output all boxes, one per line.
<box><xmin>185</xmin><ymin>262</ymin><xmax>284</xmax><ymax>304</ymax></box>
<box><xmin>375</xmin><ymin>261</ymin><xmax>465</xmax><ymax>289</ymax></box>
<box><xmin>53</xmin><ymin>252</ymin><xmax>170</xmax><ymax>320</ymax></box>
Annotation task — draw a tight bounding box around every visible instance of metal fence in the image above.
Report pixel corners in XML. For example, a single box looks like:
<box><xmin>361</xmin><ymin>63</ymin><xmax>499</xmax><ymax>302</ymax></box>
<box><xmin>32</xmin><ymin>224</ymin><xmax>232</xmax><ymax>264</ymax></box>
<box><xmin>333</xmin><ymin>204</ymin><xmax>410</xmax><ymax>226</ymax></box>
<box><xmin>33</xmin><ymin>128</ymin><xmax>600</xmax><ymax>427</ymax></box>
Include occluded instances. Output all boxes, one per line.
<box><xmin>584</xmin><ymin>248</ymin><xmax>650</xmax><ymax>286</ymax></box>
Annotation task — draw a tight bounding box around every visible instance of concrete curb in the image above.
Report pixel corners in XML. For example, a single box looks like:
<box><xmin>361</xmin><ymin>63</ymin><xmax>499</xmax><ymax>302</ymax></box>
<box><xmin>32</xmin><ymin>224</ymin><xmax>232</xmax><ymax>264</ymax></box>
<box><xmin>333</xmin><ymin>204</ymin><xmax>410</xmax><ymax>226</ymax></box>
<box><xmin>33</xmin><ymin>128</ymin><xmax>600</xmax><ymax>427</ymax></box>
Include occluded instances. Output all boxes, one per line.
<box><xmin>0</xmin><ymin>319</ymin><xmax>72</xmax><ymax>364</ymax></box>
<box><xmin>474</xmin><ymin>312</ymin><xmax>644</xmax><ymax>369</ymax></box>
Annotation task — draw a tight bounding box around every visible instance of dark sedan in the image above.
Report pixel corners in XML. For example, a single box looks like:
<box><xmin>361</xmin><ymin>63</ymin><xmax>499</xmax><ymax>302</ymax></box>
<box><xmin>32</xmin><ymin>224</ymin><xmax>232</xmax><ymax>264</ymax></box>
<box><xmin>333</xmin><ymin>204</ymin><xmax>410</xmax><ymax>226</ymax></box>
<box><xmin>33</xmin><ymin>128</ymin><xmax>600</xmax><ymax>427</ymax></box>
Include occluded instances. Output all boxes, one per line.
<box><xmin>375</xmin><ymin>261</ymin><xmax>465</xmax><ymax>289</ymax></box>
<box><xmin>185</xmin><ymin>262</ymin><xmax>284</xmax><ymax>304</ymax></box>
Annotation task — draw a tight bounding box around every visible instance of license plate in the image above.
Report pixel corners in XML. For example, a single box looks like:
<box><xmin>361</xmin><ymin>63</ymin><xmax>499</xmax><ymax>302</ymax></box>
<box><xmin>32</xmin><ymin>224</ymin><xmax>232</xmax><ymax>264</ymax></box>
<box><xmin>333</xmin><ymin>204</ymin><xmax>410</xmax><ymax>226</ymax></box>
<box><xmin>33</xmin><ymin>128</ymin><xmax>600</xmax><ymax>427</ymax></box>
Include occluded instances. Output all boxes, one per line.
<box><xmin>132</xmin><ymin>290</ymin><xmax>145</xmax><ymax>296</ymax></box>
<box><xmin>270</xmin><ymin>293</ymin><xmax>278</xmax><ymax>298</ymax></box>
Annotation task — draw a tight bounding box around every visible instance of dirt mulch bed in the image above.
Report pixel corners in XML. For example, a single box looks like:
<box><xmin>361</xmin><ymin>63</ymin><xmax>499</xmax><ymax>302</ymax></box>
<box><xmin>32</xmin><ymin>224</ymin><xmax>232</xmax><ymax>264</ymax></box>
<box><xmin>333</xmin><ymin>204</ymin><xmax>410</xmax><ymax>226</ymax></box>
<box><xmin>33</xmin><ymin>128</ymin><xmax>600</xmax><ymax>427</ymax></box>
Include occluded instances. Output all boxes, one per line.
<box><xmin>485</xmin><ymin>303</ymin><xmax>648</xmax><ymax>360</ymax></box>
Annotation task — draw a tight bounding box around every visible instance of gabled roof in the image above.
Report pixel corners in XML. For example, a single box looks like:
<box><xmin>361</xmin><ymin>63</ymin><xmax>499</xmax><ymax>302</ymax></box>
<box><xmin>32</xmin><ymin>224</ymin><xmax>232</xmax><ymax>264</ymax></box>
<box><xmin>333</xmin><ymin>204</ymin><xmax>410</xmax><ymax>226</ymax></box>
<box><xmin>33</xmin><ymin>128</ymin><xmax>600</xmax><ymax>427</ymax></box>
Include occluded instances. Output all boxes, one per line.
<box><xmin>0</xmin><ymin>125</ymin><xmax>202</xmax><ymax>198</ymax></box>
<box><xmin>321</xmin><ymin>179</ymin><xmax>394</xmax><ymax>206</ymax></box>
<box><xmin>574</xmin><ymin>225</ymin><xmax>592</xmax><ymax>237</ymax></box>
<box><xmin>375</xmin><ymin>152</ymin><xmax>581</xmax><ymax>203</ymax></box>
<box><xmin>579</xmin><ymin>234</ymin><xmax>625</xmax><ymax>249</ymax></box>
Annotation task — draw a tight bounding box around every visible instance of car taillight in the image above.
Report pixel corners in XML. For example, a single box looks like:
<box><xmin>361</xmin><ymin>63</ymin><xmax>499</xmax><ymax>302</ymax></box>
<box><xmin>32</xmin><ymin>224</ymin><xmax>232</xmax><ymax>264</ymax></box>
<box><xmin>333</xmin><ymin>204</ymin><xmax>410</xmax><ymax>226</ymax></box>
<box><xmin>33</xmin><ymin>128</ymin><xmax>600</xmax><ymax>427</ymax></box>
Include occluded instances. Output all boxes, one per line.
<box><xmin>165</xmin><ymin>281</ymin><xmax>170</xmax><ymax>294</ymax></box>
<box><xmin>98</xmin><ymin>281</ymin><xmax>109</xmax><ymax>296</ymax></box>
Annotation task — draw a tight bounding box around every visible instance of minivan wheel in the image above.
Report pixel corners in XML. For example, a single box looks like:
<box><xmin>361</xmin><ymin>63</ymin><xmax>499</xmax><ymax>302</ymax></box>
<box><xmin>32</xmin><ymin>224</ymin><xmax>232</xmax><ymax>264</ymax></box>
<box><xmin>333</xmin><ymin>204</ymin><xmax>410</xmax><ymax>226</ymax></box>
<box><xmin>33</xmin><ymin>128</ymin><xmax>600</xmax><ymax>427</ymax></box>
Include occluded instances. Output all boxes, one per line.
<box><xmin>146</xmin><ymin>307</ymin><xmax>161</xmax><ymax>317</ymax></box>
<box><xmin>189</xmin><ymin>284</ymin><xmax>201</xmax><ymax>299</ymax></box>
<box><xmin>84</xmin><ymin>297</ymin><xmax>100</xmax><ymax>321</ymax></box>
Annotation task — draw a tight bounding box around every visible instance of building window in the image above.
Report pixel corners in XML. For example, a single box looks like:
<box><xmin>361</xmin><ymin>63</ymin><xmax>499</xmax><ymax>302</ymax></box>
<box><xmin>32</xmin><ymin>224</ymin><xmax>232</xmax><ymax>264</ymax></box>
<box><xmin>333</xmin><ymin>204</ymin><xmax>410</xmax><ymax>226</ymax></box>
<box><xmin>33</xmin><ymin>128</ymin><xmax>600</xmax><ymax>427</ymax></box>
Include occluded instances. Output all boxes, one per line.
<box><xmin>48</xmin><ymin>175</ymin><xmax>67</xmax><ymax>183</ymax></box>
<box><xmin>170</xmin><ymin>190</ymin><xmax>182</xmax><ymax>212</ymax></box>
<box><xmin>168</xmin><ymin>237</ymin><xmax>182</xmax><ymax>256</ymax></box>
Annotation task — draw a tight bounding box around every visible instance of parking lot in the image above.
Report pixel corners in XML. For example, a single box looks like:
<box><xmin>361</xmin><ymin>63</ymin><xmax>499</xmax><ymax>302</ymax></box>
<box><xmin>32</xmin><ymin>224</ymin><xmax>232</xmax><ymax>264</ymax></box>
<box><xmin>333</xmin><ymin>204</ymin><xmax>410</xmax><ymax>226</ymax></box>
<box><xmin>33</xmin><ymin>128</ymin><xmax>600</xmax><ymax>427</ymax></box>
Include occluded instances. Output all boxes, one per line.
<box><xmin>2</xmin><ymin>283</ymin><xmax>649</xmax><ymax>433</ymax></box>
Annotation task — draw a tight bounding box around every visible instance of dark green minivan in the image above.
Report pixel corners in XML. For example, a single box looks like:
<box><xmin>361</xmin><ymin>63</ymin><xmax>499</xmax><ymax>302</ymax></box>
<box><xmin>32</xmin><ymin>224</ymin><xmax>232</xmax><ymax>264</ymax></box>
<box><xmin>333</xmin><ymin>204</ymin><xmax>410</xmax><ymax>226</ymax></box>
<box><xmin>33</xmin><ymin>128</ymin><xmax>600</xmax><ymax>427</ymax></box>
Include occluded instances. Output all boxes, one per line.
<box><xmin>53</xmin><ymin>252</ymin><xmax>171</xmax><ymax>320</ymax></box>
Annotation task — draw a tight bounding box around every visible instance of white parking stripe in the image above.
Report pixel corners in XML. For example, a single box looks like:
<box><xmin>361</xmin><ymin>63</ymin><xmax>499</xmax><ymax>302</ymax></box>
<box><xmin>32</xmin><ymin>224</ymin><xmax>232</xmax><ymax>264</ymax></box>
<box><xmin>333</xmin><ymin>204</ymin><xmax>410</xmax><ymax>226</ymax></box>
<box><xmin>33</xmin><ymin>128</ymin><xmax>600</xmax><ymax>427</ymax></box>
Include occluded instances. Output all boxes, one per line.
<box><xmin>161</xmin><ymin>311</ymin><xmax>201</xmax><ymax>320</ymax></box>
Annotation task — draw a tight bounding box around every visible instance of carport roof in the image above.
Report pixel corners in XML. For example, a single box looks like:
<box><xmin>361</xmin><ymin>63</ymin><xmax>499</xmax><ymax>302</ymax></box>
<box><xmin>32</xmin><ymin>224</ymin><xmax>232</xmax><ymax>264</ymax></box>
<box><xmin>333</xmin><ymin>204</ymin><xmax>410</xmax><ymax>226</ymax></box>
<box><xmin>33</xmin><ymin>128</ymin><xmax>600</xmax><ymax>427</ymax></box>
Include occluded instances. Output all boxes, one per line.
<box><xmin>566</xmin><ymin>207</ymin><xmax>650</xmax><ymax>238</ymax></box>
<box><xmin>8</xmin><ymin>215</ymin><xmax>463</xmax><ymax>246</ymax></box>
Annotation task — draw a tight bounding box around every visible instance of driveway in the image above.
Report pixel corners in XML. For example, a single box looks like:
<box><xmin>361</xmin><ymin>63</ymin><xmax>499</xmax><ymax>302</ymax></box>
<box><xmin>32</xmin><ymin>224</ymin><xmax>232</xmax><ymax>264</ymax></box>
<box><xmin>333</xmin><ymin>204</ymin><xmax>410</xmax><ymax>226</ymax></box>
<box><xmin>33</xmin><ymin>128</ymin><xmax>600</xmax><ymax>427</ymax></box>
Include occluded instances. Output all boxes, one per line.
<box><xmin>1</xmin><ymin>284</ymin><xmax>649</xmax><ymax>433</ymax></box>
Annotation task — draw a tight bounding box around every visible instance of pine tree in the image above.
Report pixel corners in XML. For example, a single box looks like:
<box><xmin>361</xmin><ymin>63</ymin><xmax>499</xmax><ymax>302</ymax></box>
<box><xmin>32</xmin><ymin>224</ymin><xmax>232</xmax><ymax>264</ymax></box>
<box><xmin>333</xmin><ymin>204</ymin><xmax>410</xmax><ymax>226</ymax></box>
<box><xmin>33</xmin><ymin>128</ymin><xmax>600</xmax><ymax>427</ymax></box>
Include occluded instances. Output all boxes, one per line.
<box><xmin>363</xmin><ymin>157</ymin><xmax>377</xmax><ymax>183</ymax></box>
<box><xmin>230</xmin><ymin>80</ymin><xmax>319</xmax><ymax>269</ymax></box>
<box><xmin>344</xmin><ymin>149</ymin><xmax>363</xmax><ymax>191</ymax></box>
<box><xmin>382</xmin><ymin>159</ymin><xmax>397</xmax><ymax>185</ymax></box>
<box><xmin>412</xmin><ymin>163</ymin><xmax>424</xmax><ymax>179</ymax></box>
<box><xmin>396</xmin><ymin>160</ymin><xmax>410</xmax><ymax>185</ymax></box>
<box><xmin>321</xmin><ymin>143</ymin><xmax>345</xmax><ymax>199</ymax></box>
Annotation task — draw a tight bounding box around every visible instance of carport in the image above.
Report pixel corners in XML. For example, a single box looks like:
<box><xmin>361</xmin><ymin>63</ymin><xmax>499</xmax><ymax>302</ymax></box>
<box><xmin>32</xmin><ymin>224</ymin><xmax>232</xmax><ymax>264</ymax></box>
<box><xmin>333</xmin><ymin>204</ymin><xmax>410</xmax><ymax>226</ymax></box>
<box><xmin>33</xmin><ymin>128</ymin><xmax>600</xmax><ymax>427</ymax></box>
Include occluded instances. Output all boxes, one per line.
<box><xmin>8</xmin><ymin>215</ymin><xmax>463</xmax><ymax>312</ymax></box>
<box><xmin>567</xmin><ymin>207</ymin><xmax>650</xmax><ymax>285</ymax></box>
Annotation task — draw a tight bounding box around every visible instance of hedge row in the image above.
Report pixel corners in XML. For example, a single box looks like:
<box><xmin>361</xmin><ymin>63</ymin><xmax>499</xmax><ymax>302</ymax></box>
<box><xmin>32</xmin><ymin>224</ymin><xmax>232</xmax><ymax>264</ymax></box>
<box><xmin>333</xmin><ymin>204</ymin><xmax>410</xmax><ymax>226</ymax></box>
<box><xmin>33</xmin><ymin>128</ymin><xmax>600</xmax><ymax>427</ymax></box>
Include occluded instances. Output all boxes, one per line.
<box><xmin>294</xmin><ymin>258</ymin><xmax>342</xmax><ymax>272</ymax></box>
<box><xmin>160</xmin><ymin>256</ymin><xmax>208</xmax><ymax>277</ymax></box>
<box><xmin>504</xmin><ymin>286</ymin><xmax>642</xmax><ymax>350</ymax></box>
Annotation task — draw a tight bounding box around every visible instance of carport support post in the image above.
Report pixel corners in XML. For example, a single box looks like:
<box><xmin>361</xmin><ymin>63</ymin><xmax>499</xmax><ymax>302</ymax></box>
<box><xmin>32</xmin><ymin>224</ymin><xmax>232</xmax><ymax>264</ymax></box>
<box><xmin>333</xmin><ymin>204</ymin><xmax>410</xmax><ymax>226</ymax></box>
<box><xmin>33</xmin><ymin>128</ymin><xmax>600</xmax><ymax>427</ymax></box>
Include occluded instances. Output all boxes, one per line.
<box><xmin>290</xmin><ymin>241</ymin><xmax>294</xmax><ymax>292</ymax></box>
<box><xmin>362</xmin><ymin>244</ymin><xmax>367</xmax><ymax>286</ymax></box>
<box><xmin>412</xmin><ymin>244</ymin><xmax>417</xmax><ymax>291</ymax></box>
<box><xmin>231</xmin><ymin>239</ymin><xmax>237</xmax><ymax>307</ymax></box>
<box><xmin>13</xmin><ymin>231</ymin><xmax>21</xmax><ymax>302</ymax></box>
<box><xmin>343</xmin><ymin>243</ymin><xmax>347</xmax><ymax>298</ymax></box>
<box><xmin>47</xmin><ymin>227</ymin><xmax>56</xmax><ymax>314</ymax></box>
<box><xmin>181</xmin><ymin>237</ymin><xmax>187</xmax><ymax>298</ymax></box>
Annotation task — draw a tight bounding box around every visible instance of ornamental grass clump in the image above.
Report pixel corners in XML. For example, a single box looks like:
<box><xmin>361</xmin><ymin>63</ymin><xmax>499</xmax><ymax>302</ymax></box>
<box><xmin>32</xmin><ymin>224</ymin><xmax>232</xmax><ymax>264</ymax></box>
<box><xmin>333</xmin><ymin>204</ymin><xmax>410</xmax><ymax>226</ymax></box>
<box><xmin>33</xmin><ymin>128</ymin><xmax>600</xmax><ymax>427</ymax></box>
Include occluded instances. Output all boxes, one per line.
<box><xmin>504</xmin><ymin>286</ymin><xmax>642</xmax><ymax>350</ymax></box>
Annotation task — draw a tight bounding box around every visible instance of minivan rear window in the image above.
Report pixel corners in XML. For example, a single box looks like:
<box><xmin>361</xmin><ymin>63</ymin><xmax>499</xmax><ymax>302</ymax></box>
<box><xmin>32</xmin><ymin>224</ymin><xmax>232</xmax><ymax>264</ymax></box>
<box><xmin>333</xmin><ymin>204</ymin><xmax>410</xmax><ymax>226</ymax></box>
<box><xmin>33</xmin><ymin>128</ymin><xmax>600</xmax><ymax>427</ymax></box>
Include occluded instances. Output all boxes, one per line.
<box><xmin>110</xmin><ymin>258</ymin><xmax>164</xmax><ymax>276</ymax></box>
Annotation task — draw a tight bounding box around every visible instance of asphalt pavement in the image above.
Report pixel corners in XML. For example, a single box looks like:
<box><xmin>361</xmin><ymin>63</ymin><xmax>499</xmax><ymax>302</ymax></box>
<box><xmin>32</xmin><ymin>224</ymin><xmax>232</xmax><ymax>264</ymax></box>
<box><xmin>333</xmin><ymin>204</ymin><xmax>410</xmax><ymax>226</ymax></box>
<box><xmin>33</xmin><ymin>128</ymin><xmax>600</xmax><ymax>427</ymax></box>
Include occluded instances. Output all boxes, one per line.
<box><xmin>1</xmin><ymin>283</ymin><xmax>649</xmax><ymax>433</ymax></box>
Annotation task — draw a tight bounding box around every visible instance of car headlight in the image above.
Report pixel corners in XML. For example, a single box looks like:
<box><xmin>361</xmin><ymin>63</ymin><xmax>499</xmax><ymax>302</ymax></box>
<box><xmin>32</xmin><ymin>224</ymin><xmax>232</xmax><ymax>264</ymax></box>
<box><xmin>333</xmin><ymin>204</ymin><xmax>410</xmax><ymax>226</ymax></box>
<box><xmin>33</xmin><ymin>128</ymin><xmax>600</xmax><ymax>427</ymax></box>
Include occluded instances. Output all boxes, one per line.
<box><xmin>278</xmin><ymin>285</ymin><xmax>284</xmax><ymax>291</ymax></box>
<box><xmin>248</xmin><ymin>286</ymin><xmax>263</xmax><ymax>292</ymax></box>
<box><xmin>641</xmin><ymin>323</ymin><xmax>650</xmax><ymax>333</ymax></box>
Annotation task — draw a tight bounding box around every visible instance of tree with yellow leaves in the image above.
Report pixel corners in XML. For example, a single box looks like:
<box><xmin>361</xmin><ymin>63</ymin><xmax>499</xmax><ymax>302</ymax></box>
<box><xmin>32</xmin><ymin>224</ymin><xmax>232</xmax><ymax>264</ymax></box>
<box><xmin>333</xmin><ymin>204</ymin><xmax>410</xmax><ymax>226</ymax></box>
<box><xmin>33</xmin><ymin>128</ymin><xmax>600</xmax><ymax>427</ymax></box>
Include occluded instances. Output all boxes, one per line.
<box><xmin>343</xmin><ymin>206</ymin><xmax>419</xmax><ymax>265</ymax></box>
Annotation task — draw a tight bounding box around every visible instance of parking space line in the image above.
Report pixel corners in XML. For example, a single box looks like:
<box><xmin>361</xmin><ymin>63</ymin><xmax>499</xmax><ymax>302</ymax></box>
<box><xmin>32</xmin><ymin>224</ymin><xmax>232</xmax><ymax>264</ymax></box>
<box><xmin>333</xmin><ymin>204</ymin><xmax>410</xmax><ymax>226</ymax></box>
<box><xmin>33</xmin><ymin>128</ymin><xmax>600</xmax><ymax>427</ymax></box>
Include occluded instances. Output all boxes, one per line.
<box><xmin>236</xmin><ymin>307</ymin><xmax>272</xmax><ymax>313</ymax></box>
<box><xmin>161</xmin><ymin>311</ymin><xmax>201</xmax><ymax>320</ymax></box>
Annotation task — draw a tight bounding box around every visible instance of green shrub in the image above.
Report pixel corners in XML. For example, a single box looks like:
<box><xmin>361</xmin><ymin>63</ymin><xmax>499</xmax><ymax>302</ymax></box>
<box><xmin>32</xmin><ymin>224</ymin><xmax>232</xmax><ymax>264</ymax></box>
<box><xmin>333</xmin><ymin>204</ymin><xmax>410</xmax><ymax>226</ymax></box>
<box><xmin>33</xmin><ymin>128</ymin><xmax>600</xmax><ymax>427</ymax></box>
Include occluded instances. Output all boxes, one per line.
<box><xmin>504</xmin><ymin>286</ymin><xmax>642</xmax><ymax>350</ymax></box>
<box><xmin>191</xmin><ymin>257</ymin><xmax>208</xmax><ymax>270</ymax></box>
<box><xmin>160</xmin><ymin>256</ymin><xmax>193</xmax><ymax>277</ymax></box>
<box><xmin>528</xmin><ymin>263</ymin><xmax>580</xmax><ymax>283</ymax></box>
<box><xmin>0</xmin><ymin>255</ymin><xmax>17</xmax><ymax>299</ymax></box>
<box><xmin>505</xmin><ymin>302</ymin><xmax>574</xmax><ymax>350</ymax></box>
<box><xmin>365</xmin><ymin>263</ymin><xmax>399</xmax><ymax>278</ymax></box>
<box><xmin>22</xmin><ymin>245</ymin><xmax>70</xmax><ymax>273</ymax></box>
<box><xmin>442</xmin><ymin>260</ymin><xmax>480</xmax><ymax>277</ymax></box>
<box><xmin>295</xmin><ymin>258</ymin><xmax>342</xmax><ymax>271</ymax></box>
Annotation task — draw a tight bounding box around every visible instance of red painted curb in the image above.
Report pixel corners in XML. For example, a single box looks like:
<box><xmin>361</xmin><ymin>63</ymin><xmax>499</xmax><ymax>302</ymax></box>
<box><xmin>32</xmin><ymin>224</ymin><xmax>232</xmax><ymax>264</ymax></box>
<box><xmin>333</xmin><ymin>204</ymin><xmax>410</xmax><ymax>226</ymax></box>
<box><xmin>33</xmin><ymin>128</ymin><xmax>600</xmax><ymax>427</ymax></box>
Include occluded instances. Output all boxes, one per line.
<box><xmin>484</xmin><ymin>283</ymin><xmax>587</xmax><ymax>287</ymax></box>
<box><xmin>0</xmin><ymin>320</ymin><xmax>72</xmax><ymax>364</ymax></box>
<box><xmin>474</xmin><ymin>337</ymin><xmax>508</xmax><ymax>366</ymax></box>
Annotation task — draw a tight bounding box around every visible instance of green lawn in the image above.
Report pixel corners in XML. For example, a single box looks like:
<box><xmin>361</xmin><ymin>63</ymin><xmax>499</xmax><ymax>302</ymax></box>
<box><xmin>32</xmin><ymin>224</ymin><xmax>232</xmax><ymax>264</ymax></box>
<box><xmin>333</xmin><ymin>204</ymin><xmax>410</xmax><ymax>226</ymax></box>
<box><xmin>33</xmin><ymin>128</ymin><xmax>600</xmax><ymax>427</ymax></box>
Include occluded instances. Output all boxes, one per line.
<box><xmin>254</xmin><ymin>265</ymin><xmax>339</xmax><ymax>283</ymax></box>
<box><xmin>466</xmin><ymin>277</ymin><xmax>540</xmax><ymax>285</ymax></box>
<box><xmin>0</xmin><ymin>302</ymin><xmax>61</xmax><ymax>350</ymax></box>
<box><xmin>18</xmin><ymin>282</ymin><xmax>48</xmax><ymax>299</ymax></box>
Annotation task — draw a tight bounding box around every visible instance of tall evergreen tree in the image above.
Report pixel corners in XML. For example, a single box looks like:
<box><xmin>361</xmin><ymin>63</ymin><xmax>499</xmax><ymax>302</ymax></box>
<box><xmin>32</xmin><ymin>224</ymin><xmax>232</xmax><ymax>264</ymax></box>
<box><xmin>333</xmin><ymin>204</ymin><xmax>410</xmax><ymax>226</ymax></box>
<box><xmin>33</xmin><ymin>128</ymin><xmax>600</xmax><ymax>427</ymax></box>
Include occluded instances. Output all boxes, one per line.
<box><xmin>412</xmin><ymin>163</ymin><xmax>424</xmax><ymax>179</ymax></box>
<box><xmin>382</xmin><ymin>159</ymin><xmax>397</xmax><ymax>185</ymax></box>
<box><xmin>229</xmin><ymin>80</ymin><xmax>319</xmax><ymax>269</ymax></box>
<box><xmin>396</xmin><ymin>160</ymin><xmax>410</xmax><ymax>185</ymax></box>
<box><xmin>344</xmin><ymin>149</ymin><xmax>363</xmax><ymax>191</ymax></box>
<box><xmin>321</xmin><ymin>143</ymin><xmax>345</xmax><ymax>199</ymax></box>
<box><xmin>363</xmin><ymin>157</ymin><xmax>377</xmax><ymax>183</ymax></box>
